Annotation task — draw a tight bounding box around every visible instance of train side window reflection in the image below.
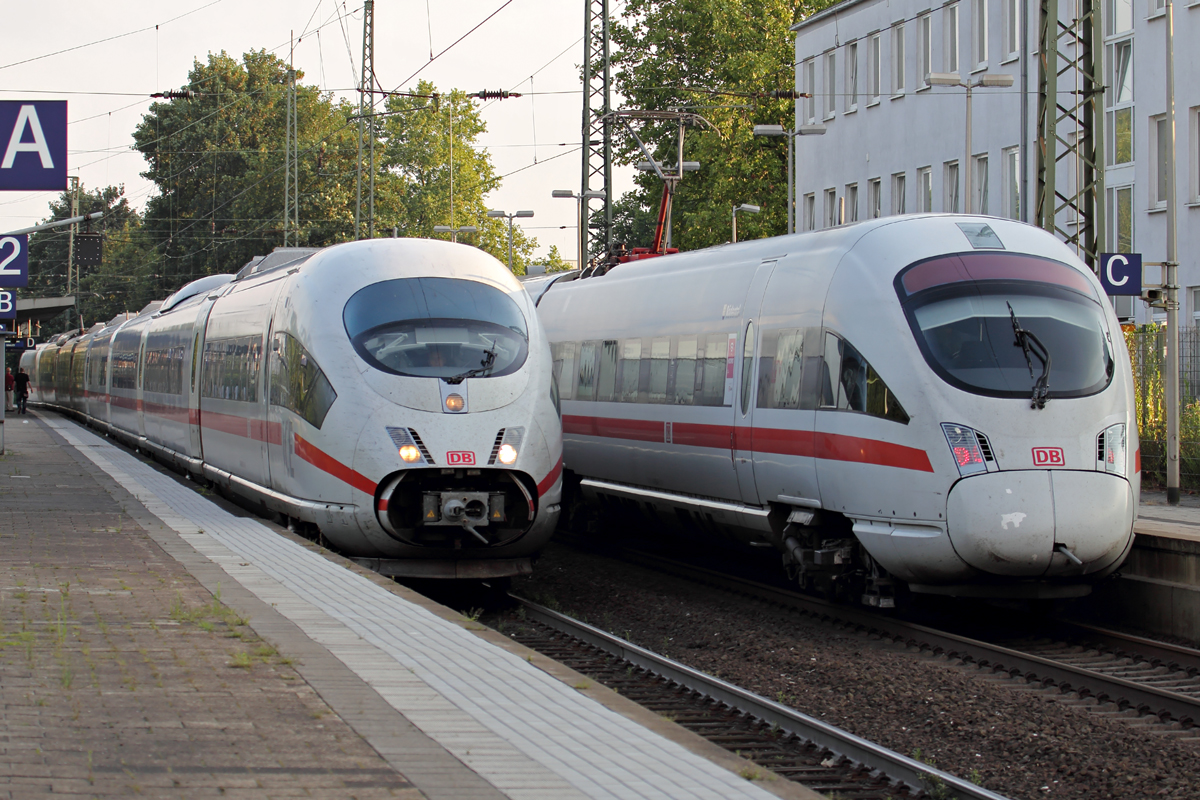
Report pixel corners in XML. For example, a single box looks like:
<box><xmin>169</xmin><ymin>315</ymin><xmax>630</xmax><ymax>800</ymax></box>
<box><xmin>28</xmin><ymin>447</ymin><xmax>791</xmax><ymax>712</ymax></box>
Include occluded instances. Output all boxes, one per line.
<box><xmin>757</xmin><ymin>328</ymin><xmax>804</xmax><ymax>409</ymax></box>
<box><xmin>673</xmin><ymin>337</ymin><xmax>697</xmax><ymax>405</ymax></box>
<box><xmin>619</xmin><ymin>339</ymin><xmax>641</xmax><ymax>402</ymax></box>
<box><xmin>648</xmin><ymin>338</ymin><xmax>670</xmax><ymax>402</ymax></box>
<box><xmin>551</xmin><ymin>342</ymin><xmax>576</xmax><ymax>401</ymax></box>
<box><xmin>597</xmin><ymin>340</ymin><xmax>619</xmax><ymax>402</ymax></box>
<box><xmin>820</xmin><ymin>333</ymin><xmax>842</xmax><ymax>407</ymax></box>
<box><xmin>819</xmin><ymin>332</ymin><xmax>910</xmax><ymax>424</ymax></box>
<box><xmin>576</xmin><ymin>341</ymin><xmax>597</xmax><ymax>400</ymax></box>
<box><xmin>740</xmin><ymin>321</ymin><xmax>755</xmax><ymax>416</ymax></box>
<box><xmin>270</xmin><ymin>332</ymin><xmax>337</xmax><ymax>429</ymax></box>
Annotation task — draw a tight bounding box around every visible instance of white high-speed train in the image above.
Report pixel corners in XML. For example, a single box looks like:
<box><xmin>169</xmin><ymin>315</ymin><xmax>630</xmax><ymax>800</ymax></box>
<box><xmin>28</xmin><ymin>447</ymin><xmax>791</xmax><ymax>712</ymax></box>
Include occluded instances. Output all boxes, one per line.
<box><xmin>532</xmin><ymin>215</ymin><xmax>1138</xmax><ymax>604</ymax></box>
<box><xmin>24</xmin><ymin>239</ymin><xmax>563</xmax><ymax>580</ymax></box>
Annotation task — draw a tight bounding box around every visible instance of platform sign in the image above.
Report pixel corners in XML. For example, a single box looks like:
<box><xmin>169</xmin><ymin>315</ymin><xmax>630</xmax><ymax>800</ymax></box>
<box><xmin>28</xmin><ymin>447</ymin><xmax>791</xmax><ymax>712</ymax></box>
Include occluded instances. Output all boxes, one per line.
<box><xmin>0</xmin><ymin>101</ymin><xmax>67</xmax><ymax>191</ymax></box>
<box><xmin>0</xmin><ymin>235</ymin><xmax>28</xmax><ymax>288</ymax></box>
<box><xmin>1100</xmin><ymin>252</ymin><xmax>1142</xmax><ymax>296</ymax></box>
<box><xmin>0</xmin><ymin>290</ymin><xmax>14</xmax><ymax>319</ymax></box>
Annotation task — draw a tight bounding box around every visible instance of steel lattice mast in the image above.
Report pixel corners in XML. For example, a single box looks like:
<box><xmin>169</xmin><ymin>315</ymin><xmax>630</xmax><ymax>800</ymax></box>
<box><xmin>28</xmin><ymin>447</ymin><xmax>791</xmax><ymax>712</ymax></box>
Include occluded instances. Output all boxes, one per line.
<box><xmin>1035</xmin><ymin>0</ymin><xmax>1104</xmax><ymax>270</ymax></box>
<box><xmin>581</xmin><ymin>0</ymin><xmax>613</xmax><ymax>267</ymax></box>
<box><xmin>355</xmin><ymin>0</ymin><xmax>377</xmax><ymax>240</ymax></box>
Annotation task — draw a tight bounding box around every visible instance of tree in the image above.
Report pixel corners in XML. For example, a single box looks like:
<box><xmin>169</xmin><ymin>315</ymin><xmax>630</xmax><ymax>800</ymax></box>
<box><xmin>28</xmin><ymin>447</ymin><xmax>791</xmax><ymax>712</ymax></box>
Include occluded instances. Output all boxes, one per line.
<box><xmin>25</xmin><ymin>184</ymin><xmax>145</xmax><ymax>332</ymax></box>
<box><xmin>605</xmin><ymin>0</ymin><xmax>839</xmax><ymax>251</ymax></box>
<box><xmin>131</xmin><ymin>50</ymin><xmax>369</xmax><ymax>289</ymax></box>
<box><xmin>378</xmin><ymin>83</ymin><xmax>537</xmax><ymax>273</ymax></box>
<box><xmin>529</xmin><ymin>245</ymin><xmax>574</xmax><ymax>273</ymax></box>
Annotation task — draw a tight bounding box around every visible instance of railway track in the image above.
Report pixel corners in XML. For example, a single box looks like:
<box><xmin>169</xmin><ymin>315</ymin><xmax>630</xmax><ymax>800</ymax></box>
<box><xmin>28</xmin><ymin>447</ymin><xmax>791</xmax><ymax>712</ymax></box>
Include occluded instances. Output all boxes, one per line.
<box><xmin>590</xmin><ymin>545</ymin><xmax>1200</xmax><ymax>737</ymax></box>
<box><xmin>509</xmin><ymin>596</ymin><xmax>1011</xmax><ymax>800</ymax></box>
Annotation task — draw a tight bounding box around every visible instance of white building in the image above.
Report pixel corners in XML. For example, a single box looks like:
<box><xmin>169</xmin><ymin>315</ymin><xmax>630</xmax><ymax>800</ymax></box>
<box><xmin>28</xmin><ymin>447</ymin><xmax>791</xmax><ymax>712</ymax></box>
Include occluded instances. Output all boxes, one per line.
<box><xmin>790</xmin><ymin>0</ymin><xmax>1198</xmax><ymax>323</ymax></box>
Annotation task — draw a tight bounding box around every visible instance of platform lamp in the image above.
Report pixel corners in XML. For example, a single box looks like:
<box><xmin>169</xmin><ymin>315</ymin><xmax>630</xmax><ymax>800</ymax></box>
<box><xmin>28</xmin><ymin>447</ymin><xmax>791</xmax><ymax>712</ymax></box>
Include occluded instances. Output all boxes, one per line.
<box><xmin>732</xmin><ymin>204</ymin><xmax>761</xmax><ymax>243</ymax></box>
<box><xmin>552</xmin><ymin>189</ymin><xmax>607</xmax><ymax>269</ymax></box>
<box><xmin>752</xmin><ymin>124</ymin><xmax>826</xmax><ymax>235</ymax></box>
<box><xmin>927</xmin><ymin>72</ymin><xmax>1015</xmax><ymax>213</ymax></box>
<box><xmin>486</xmin><ymin>210</ymin><xmax>534</xmax><ymax>272</ymax></box>
<box><xmin>433</xmin><ymin>225</ymin><xmax>478</xmax><ymax>244</ymax></box>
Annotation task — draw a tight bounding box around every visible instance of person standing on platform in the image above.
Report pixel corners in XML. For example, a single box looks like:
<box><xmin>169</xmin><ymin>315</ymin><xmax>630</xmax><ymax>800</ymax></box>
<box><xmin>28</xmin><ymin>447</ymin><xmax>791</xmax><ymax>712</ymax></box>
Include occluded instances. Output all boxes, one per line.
<box><xmin>13</xmin><ymin>367</ymin><xmax>30</xmax><ymax>415</ymax></box>
<box><xmin>4</xmin><ymin>367</ymin><xmax>12</xmax><ymax>411</ymax></box>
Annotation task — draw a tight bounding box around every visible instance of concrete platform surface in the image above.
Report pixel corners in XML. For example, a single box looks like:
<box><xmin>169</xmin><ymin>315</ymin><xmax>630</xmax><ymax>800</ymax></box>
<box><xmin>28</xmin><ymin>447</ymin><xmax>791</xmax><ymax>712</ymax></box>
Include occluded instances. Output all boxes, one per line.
<box><xmin>0</xmin><ymin>411</ymin><xmax>802</xmax><ymax>800</ymax></box>
<box><xmin>1138</xmin><ymin>490</ymin><xmax>1200</xmax><ymax>543</ymax></box>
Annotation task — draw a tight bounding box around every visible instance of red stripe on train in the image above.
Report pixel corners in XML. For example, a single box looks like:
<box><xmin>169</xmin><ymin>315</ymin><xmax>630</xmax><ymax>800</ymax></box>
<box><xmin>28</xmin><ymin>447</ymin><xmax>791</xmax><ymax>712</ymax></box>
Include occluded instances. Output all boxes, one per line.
<box><xmin>537</xmin><ymin>455</ymin><xmax>563</xmax><ymax>497</ymax></box>
<box><xmin>294</xmin><ymin>433</ymin><xmax>377</xmax><ymax>496</ymax></box>
<box><xmin>563</xmin><ymin>414</ymin><xmax>934</xmax><ymax>473</ymax></box>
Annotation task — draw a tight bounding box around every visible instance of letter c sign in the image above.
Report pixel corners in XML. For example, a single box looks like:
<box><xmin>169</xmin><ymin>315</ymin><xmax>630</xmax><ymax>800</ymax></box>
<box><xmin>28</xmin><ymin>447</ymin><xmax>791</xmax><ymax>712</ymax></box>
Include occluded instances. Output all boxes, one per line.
<box><xmin>1100</xmin><ymin>252</ymin><xmax>1142</xmax><ymax>296</ymax></box>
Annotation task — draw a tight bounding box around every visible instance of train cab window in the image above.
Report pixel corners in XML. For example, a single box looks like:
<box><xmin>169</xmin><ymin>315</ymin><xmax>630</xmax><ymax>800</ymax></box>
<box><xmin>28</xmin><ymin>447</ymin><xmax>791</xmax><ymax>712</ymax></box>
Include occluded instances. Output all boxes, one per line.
<box><xmin>897</xmin><ymin>253</ymin><xmax>1113</xmax><ymax>400</ymax></box>
<box><xmin>343</xmin><ymin>277</ymin><xmax>528</xmax><ymax>380</ymax></box>
<box><xmin>819</xmin><ymin>332</ymin><xmax>910</xmax><ymax>424</ymax></box>
<box><xmin>270</xmin><ymin>332</ymin><xmax>337</xmax><ymax>429</ymax></box>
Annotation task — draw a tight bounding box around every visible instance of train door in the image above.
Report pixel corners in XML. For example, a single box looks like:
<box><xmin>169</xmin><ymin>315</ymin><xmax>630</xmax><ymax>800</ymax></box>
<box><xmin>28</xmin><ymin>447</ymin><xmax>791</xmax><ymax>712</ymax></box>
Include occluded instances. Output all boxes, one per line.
<box><xmin>733</xmin><ymin>260</ymin><xmax>777</xmax><ymax>505</ymax></box>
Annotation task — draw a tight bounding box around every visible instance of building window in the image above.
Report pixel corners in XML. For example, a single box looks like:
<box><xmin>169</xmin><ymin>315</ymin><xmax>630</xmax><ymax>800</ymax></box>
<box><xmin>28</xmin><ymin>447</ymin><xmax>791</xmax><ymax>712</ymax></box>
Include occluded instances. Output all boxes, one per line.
<box><xmin>1105</xmin><ymin>39</ymin><xmax>1134</xmax><ymax>166</ymax></box>
<box><xmin>845</xmin><ymin>183</ymin><xmax>859</xmax><ymax>222</ymax></box>
<box><xmin>1106</xmin><ymin>0</ymin><xmax>1133</xmax><ymax>33</ymax></box>
<box><xmin>1150</xmin><ymin>0</ymin><xmax>1165</xmax><ymax>14</ymax></box>
<box><xmin>825</xmin><ymin>52</ymin><xmax>837</xmax><ymax>118</ymax></box>
<box><xmin>1004</xmin><ymin>0</ymin><xmax>1020</xmax><ymax>59</ymax></box>
<box><xmin>919</xmin><ymin>15</ymin><xmax>932</xmax><ymax>88</ymax></box>
<box><xmin>825</xmin><ymin>188</ymin><xmax>838</xmax><ymax>227</ymax></box>
<box><xmin>973</xmin><ymin>0</ymin><xmax>988</xmax><ymax>68</ymax></box>
<box><xmin>944</xmin><ymin>161</ymin><xmax>960</xmax><ymax>212</ymax></box>
<box><xmin>869</xmin><ymin>34</ymin><xmax>882</xmax><ymax>102</ymax></box>
<box><xmin>804</xmin><ymin>193</ymin><xmax>816</xmax><ymax>231</ymax></box>
<box><xmin>917</xmin><ymin>167</ymin><xmax>933</xmax><ymax>212</ymax></box>
<box><xmin>1191</xmin><ymin>288</ymin><xmax>1200</xmax><ymax>323</ymax></box>
<box><xmin>1107</xmin><ymin>185</ymin><xmax>1133</xmax><ymax>251</ymax></box>
<box><xmin>1191</xmin><ymin>106</ymin><xmax>1200</xmax><ymax>201</ymax></box>
<box><xmin>945</xmin><ymin>4</ymin><xmax>960</xmax><ymax>73</ymax></box>
<box><xmin>893</xmin><ymin>24</ymin><xmax>906</xmax><ymax>94</ymax></box>
<box><xmin>973</xmin><ymin>154</ymin><xmax>989</xmax><ymax>214</ymax></box>
<box><xmin>846</xmin><ymin>42</ymin><xmax>859</xmax><ymax>111</ymax></box>
<box><xmin>868</xmin><ymin>178</ymin><xmax>882</xmax><ymax>218</ymax></box>
<box><xmin>1151</xmin><ymin>115</ymin><xmax>1169</xmax><ymax>208</ymax></box>
<box><xmin>1003</xmin><ymin>146</ymin><xmax>1020</xmax><ymax>219</ymax></box>
<box><xmin>804</xmin><ymin>60</ymin><xmax>816</xmax><ymax>124</ymax></box>
<box><xmin>892</xmin><ymin>173</ymin><xmax>907</xmax><ymax>214</ymax></box>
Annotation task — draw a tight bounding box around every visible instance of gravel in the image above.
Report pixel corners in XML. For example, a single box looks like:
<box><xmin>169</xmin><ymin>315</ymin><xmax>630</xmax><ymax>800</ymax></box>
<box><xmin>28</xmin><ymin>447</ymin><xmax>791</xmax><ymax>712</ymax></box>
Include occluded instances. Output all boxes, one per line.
<box><xmin>502</xmin><ymin>543</ymin><xmax>1200</xmax><ymax>800</ymax></box>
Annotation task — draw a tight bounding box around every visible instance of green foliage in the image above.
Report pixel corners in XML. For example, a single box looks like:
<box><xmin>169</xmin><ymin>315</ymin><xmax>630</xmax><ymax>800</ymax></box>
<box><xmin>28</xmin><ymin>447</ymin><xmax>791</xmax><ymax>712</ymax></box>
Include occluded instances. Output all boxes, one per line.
<box><xmin>529</xmin><ymin>245</ymin><xmax>575</xmax><ymax>273</ymax></box>
<box><xmin>605</xmin><ymin>0</ymin><xmax>841</xmax><ymax>251</ymax></box>
<box><xmin>1126</xmin><ymin>324</ymin><xmax>1200</xmax><ymax>488</ymax></box>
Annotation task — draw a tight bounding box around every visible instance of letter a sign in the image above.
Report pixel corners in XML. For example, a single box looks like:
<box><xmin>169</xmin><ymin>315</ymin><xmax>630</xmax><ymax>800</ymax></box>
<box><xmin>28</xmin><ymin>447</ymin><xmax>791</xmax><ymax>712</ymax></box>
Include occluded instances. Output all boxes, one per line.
<box><xmin>0</xmin><ymin>101</ymin><xmax>67</xmax><ymax>191</ymax></box>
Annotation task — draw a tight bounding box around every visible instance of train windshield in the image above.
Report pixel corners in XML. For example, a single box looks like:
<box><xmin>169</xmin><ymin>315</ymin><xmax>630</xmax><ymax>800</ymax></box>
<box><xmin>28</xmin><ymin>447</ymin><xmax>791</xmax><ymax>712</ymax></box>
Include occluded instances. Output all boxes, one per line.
<box><xmin>343</xmin><ymin>277</ymin><xmax>528</xmax><ymax>380</ymax></box>
<box><xmin>898</xmin><ymin>254</ymin><xmax>1114</xmax><ymax>400</ymax></box>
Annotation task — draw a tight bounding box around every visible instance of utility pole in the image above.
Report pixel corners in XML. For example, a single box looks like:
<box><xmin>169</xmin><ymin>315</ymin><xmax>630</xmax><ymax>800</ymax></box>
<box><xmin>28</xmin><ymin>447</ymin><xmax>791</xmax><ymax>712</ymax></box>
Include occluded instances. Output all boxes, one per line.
<box><xmin>581</xmin><ymin>0</ymin><xmax>612</xmax><ymax>267</ymax></box>
<box><xmin>283</xmin><ymin>34</ymin><xmax>299</xmax><ymax>247</ymax></box>
<box><xmin>1035</xmin><ymin>0</ymin><xmax>1104</xmax><ymax>270</ymax></box>
<box><xmin>1165</xmin><ymin>0</ymin><xmax>1180</xmax><ymax>504</ymax></box>
<box><xmin>355</xmin><ymin>0</ymin><xmax>377</xmax><ymax>240</ymax></box>
<box><xmin>66</xmin><ymin>176</ymin><xmax>79</xmax><ymax>328</ymax></box>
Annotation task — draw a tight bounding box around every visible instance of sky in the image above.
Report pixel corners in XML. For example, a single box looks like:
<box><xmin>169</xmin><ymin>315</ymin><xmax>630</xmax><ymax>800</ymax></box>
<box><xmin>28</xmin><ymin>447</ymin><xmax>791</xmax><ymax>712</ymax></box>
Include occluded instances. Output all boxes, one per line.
<box><xmin>0</xmin><ymin>0</ymin><xmax>635</xmax><ymax>266</ymax></box>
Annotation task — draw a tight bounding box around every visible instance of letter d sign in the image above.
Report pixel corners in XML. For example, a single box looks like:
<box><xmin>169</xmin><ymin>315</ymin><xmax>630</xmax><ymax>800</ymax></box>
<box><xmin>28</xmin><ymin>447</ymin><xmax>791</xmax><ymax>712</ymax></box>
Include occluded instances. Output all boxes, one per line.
<box><xmin>1100</xmin><ymin>252</ymin><xmax>1142</xmax><ymax>296</ymax></box>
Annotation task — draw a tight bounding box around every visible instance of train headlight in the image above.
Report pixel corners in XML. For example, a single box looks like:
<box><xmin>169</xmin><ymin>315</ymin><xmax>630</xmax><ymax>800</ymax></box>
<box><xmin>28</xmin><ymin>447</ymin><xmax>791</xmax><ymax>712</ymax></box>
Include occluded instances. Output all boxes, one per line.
<box><xmin>399</xmin><ymin>444</ymin><xmax>422</xmax><ymax>463</ymax></box>
<box><xmin>497</xmin><ymin>443</ymin><xmax>518</xmax><ymax>465</ymax></box>
<box><xmin>1099</xmin><ymin>423</ymin><xmax>1126</xmax><ymax>474</ymax></box>
<box><xmin>444</xmin><ymin>393</ymin><xmax>465</xmax><ymax>413</ymax></box>
<box><xmin>941</xmin><ymin>423</ymin><xmax>988</xmax><ymax>477</ymax></box>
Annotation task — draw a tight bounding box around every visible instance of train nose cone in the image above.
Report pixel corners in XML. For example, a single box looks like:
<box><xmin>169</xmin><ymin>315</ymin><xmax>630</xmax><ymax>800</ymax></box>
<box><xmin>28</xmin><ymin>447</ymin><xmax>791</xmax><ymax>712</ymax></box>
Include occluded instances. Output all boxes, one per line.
<box><xmin>946</xmin><ymin>471</ymin><xmax>1134</xmax><ymax>577</ymax></box>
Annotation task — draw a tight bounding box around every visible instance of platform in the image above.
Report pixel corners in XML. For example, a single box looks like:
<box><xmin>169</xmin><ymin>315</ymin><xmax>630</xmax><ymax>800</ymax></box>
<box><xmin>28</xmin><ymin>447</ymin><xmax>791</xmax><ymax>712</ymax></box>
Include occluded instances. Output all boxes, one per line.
<box><xmin>0</xmin><ymin>410</ymin><xmax>814</xmax><ymax>800</ymax></box>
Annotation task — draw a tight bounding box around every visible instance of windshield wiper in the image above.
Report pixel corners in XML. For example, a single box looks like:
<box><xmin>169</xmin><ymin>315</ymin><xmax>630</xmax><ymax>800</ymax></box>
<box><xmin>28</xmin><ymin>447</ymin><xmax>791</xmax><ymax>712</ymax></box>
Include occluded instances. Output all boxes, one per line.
<box><xmin>1008</xmin><ymin>302</ymin><xmax>1051</xmax><ymax>409</ymax></box>
<box><xmin>444</xmin><ymin>346</ymin><xmax>497</xmax><ymax>385</ymax></box>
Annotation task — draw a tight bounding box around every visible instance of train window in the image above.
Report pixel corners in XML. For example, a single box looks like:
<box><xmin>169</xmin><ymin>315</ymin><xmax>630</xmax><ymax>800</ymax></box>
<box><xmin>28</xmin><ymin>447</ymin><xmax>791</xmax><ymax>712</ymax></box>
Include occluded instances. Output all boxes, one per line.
<box><xmin>550</xmin><ymin>341</ymin><xmax>576</xmax><ymax>401</ymax></box>
<box><xmin>343</xmin><ymin>277</ymin><xmax>528</xmax><ymax>380</ymax></box>
<box><xmin>819</xmin><ymin>332</ymin><xmax>910</xmax><ymax>423</ymax></box>
<box><xmin>619</xmin><ymin>339</ymin><xmax>641</xmax><ymax>402</ymax></box>
<box><xmin>576</xmin><ymin>341</ymin><xmax>598</xmax><ymax>400</ymax></box>
<box><xmin>201</xmin><ymin>336</ymin><xmax>263</xmax><ymax>402</ymax></box>
<box><xmin>648</xmin><ymin>338</ymin><xmax>670</xmax><ymax>402</ymax></box>
<box><xmin>698</xmin><ymin>334</ymin><xmax>730</xmax><ymax>407</ymax></box>
<box><xmin>144</xmin><ymin>333</ymin><xmax>186</xmax><ymax>395</ymax></box>
<box><xmin>673</xmin><ymin>337</ymin><xmax>697</xmax><ymax>405</ymax></box>
<box><xmin>757</xmin><ymin>328</ymin><xmax>805</xmax><ymax>409</ymax></box>
<box><xmin>902</xmin><ymin>269</ymin><xmax>1114</xmax><ymax>399</ymax></box>
<box><xmin>597</xmin><ymin>340</ymin><xmax>619</xmax><ymax>402</ymax></box>
<box><xmin>740</xmin><ymin>322</ymin><xmax>755</xmax><ymax>416</ymax></box>
<box><xmin>270</xmin><ymin>332</ymin><xmax>337</xmax><ymax>429</ymax></box>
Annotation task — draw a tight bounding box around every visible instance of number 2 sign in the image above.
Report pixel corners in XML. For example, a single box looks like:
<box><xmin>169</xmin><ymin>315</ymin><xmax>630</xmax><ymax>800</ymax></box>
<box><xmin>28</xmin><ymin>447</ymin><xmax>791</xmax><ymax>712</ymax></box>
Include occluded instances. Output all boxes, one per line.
<box><xmin>0</xmin><ymin>235</ymin><xmax>28</xmax><ymax>288</ymax></box>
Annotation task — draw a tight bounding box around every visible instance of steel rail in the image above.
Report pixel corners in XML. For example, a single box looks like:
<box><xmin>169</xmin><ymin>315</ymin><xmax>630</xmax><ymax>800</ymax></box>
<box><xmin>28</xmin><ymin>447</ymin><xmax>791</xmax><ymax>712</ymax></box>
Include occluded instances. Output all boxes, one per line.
<box><xmin>515</xmin><ymin>597</ymin><xmax>1012</xmax><ymax>800</ymax></box>
<box><xmin>619</xmin><ymin>549</ymin><xmax>1200</xmax><ymax>726</ymax></box>
<box><xmin>1053</xmin><ymin>620</ymin><xmax>1200</xmax><ymax>673</ymax></box>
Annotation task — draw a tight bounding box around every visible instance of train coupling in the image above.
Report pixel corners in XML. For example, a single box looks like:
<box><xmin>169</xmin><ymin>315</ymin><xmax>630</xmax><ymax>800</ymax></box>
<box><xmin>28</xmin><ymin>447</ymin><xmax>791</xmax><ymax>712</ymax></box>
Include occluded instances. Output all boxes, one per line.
<box><xmin>422</xmin><ymin>491</ymin><xmax>508</xmax><ymax>543</ymax></box>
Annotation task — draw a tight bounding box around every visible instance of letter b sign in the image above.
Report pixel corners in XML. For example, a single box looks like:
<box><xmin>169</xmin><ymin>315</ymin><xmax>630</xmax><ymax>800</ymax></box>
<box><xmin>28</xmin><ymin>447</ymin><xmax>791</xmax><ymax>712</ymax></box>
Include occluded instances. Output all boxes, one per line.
<box><xmin>0</xmin><ymin>290</ymin><xmax>15</xmax><ymax>318</ymax></box>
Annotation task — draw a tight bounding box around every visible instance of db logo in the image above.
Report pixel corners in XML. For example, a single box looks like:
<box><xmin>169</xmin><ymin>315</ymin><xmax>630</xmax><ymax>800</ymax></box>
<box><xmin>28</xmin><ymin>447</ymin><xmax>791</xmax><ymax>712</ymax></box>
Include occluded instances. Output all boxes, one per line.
<box><xmin>446</xmin><ymin>451</ymin><xmax>476</xmax><ymax>466</ymax></box>
<box><xmin>1032</xmin><ymin>447</ymin><xmax>1065</xmax><ymax>466</ymax></box>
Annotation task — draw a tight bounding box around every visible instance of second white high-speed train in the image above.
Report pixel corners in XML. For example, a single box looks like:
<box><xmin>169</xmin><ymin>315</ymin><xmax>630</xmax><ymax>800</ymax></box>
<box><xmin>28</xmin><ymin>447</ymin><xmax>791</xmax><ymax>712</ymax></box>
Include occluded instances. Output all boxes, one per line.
<box><xmin>24</xmin><ymin>239</ymin><xmax>563</xmax><ymax>580</ymax></box>
<box><xmin>533</xmin><ymin>215</ymin><xmax>1138</xmax><ymax>604</ymax></box>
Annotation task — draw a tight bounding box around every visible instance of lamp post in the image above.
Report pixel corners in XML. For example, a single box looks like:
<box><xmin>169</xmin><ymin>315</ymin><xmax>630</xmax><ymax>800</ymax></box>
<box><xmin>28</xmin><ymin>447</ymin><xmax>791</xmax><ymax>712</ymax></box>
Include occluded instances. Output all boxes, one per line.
<box><xmin>732</xmin><ymin>204</ymin><xmax>761</xmax><ymax>243</ymax></box>
<box><xmin>752</xmin><ymin>124</ymin><xmax>827</xmax><ymax>234</ymax></box>
<box><xmin>432</xmin><ymin>225</ymin><xmax>478</xmax><ymax>243</ymax></box>
<box><xmin>486</xmin><ymin>209</ymin><xmax>534</xmax><ymax>271</ymax></box>
<box><xmin>552</xmin><ymin>189</ymin><xmax>606</xmax><ymax>269</ymax></box>
<box><xmin>927</xmin><ymin>72</ymin><xmax>1015</xmax><ymax>213</ymax></box>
